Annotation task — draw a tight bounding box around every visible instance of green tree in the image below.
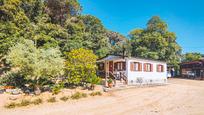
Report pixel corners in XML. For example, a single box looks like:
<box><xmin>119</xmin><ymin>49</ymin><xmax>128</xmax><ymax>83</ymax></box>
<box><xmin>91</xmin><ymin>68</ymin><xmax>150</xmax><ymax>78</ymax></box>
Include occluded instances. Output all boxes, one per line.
<box><xmin>65</xmin><ymin>48</ymin><xmax>98</xmax><ymax>85</ymax></box>
<box><xmin>20</xmin><ymin>0</ymin><xmax>45</xmax><ymax>23</ymax></box>
<box><xmin>0</xmin><ymin>0</ymin><xmax>30</xmax><ymax>55</ymax></box>
<box><xmin>182</xmin><ymin>52</ymin><xmax>202</xmax><ymax>62</ymax></box>
<box><xmin>107</xmin><ymin>31</ymin><xmax>132</xmax><ymax>57</ymax></box>
<box><xmin>7</xmin><ymin>40</ymin><xmax>64</xmax><ymax>92</ymax></box>
<box><xmin>63</xmin><ymin>15</ymin><xmax>111</xmax><ymax>58</ymax></box>
<box><xmin>130</xmin><ymin>16</ymin><xmax>181</xmax><ymax>67</ymax></box>
<box><xmin>45</xmin><ymin>0</ymin><xmax>81</xmax><ymax>25</ymax></box>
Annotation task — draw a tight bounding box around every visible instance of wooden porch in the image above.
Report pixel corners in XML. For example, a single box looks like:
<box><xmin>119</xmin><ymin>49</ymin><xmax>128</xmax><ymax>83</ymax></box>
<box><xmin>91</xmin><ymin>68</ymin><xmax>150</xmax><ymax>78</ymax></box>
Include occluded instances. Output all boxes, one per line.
<box><xmin>97</xmin><ymin>56</ymin><xmax>128</xmax><ymax>88</ymax></box>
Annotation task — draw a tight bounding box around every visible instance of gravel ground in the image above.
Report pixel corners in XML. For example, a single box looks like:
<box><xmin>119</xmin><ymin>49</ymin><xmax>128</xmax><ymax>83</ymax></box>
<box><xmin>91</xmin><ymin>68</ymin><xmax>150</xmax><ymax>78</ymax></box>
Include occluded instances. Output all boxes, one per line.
<box><xmin>1</xmin><ymin>78</ymin><xmax>204</xmax><ymax>115</ymax></box>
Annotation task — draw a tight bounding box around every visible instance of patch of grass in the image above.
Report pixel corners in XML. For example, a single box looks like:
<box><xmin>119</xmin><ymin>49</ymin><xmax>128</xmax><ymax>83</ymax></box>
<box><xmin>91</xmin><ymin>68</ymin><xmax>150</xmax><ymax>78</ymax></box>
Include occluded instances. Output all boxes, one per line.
<box><xmin>81</xmin><ymin>93</ymin><xmax>87</xmax><ymax>98</ymax></box>
<box><xmin>4</xmin><ymin>102</ymin><xmax>17</xmax><ymax>109</ymax></box>
<box><xmin>71</xmin><ymin>92</ymin><xmax>81</xmax><ymax>100</ymax></box>
<box><xmin>71</xmin><ymin>92</ymin><xmax>88</xmax><ymax>100</ymax></box>
<box><xmin>32</xmin><ymin>98</ymin><xmax>43</xmax><ymax>105</ymax></box>
<box><xmin>60</xmin><ymin>96</ymin><xmax>69</xmax><ymax>102</ymax></box>
<box><xmin>18</xmin><ymin>99</ymin><xmax>31</xmax><ymax>107</ymax></box>
<box><xmin>90</xmin><ymin>91</ymin><xmax>102</xmax><ymax>96</ymax></box>
<box><xmin>47</xmin><ymin>97</ymin><xmax>57</xmax><ymax>103</ymax></box>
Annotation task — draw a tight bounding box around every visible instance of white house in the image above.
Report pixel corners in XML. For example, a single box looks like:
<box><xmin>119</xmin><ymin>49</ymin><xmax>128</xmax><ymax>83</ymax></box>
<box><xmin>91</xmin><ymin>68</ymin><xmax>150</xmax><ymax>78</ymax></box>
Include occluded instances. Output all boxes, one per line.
<box><xmin>97</xmin><ymin>55</ymin><xmax>167</xmax><ymax>87</ymax></box>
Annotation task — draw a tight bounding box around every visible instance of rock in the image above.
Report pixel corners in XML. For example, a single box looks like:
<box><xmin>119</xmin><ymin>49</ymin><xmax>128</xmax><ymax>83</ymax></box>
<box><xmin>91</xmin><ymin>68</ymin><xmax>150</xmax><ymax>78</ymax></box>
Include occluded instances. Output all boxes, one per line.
<box><xmin>0</xmin><ymin>89</ymin><xmax>5</xmax><ymax>94</ymax></box>
<box><xmin>5</xmin><ymin>89</ymin><xmax>13</xmax><ymax>94</ymax></box>
<box><xmin>11</xmin><ymin>89</ymin><xmax>21</xmax><ymax>95</ymax></box>
<box><xmin>24</xmin><ymin>89</ymin><xmax>31</xmax><ymax>95</ymax></box>
<box><xmin>34</xmin><ymin>90</ymin><xmax>41</xmax><ymax>95</ymax></box>
<box><xmin>9</xmin><ymin>96</ymin><xmax>18</xmax><ymax>100</ymax></box>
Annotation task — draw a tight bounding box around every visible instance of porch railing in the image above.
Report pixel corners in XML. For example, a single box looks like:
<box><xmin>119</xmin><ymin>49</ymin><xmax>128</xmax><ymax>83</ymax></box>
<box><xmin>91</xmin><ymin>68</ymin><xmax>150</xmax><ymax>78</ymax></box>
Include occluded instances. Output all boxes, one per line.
<box><xmin>108</xmin><ymin>71</ymin><xmax>128</xmax><ymax>86</ymax></box>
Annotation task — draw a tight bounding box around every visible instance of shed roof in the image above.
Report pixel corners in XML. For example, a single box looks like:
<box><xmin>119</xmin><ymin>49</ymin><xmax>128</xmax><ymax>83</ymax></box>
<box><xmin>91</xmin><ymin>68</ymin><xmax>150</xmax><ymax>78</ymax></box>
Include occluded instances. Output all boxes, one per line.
<box><xmin>97</xmin><ymin>55</ymin><xmax>166</xmax><ymax>63</ymax></box>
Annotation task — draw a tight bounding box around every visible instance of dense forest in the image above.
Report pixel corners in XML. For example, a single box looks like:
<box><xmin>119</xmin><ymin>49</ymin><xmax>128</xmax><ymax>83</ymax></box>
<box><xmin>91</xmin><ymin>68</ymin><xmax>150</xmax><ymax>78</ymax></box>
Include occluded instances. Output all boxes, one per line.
<box><xmin>0</xmin><ymin>0</ymin><xmax>182</xmax><ymax>65</ymax></box>
<box><xmin>0</xmin><ymin>0</ymin><xmax>183</xmax><ymax>92</ymax></box>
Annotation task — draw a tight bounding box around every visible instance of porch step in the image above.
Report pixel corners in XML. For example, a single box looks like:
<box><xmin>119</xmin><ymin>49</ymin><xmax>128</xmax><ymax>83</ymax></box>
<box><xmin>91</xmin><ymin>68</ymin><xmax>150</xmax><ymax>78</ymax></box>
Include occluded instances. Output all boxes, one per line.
<box><xmin>115</xmin><ymin>80</ymin><xmax>127</xmax><ymax>87</ymax></box>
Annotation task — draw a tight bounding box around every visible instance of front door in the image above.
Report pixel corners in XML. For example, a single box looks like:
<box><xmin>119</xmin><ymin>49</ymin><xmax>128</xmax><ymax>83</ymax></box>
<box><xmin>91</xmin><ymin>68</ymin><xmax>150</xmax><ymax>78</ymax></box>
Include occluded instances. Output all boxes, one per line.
<box><xmin>109</xmin><ymin>61</ymin><xmax>113</xmax><ymax>73</ymax></box>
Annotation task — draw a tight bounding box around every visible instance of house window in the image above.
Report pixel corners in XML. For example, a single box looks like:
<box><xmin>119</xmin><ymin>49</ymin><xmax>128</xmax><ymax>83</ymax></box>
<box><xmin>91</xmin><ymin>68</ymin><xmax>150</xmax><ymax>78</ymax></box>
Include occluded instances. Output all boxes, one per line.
<box><xmin>130</xmin><ymin>62</ymin><xmax>142</xmax><ymax>71</ymax></box>
<box><xmin>157</xmin><ymin>64</ymin><xmax>164</xmax><ymax>72</ymax></box>
<box><xmin>98</xmin><ymin>63</ymin><xmax>104</xmax><ymax>70</ymax></box>
<box><xmin>114</xmin><ymin>62</ymin><xmax>126</xmax><ymax>71</ymax></box>
<box><xmin>118</xmin><ymin>62</ymin><xmax>122</xmax><ymax>70</ymax></box>
<box><xmin>144</xmin><ymin>63</ymin><xmax>153</xmax><ymax>72</ymax></box>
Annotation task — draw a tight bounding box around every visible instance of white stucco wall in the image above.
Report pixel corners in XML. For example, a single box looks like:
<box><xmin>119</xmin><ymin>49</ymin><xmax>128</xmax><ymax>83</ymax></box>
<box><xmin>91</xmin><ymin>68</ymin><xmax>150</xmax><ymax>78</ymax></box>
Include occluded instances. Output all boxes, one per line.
<box><xmin>126</xmin><ymin>58</ymin><xmax>167</xmax><ymax>85</ymax></box>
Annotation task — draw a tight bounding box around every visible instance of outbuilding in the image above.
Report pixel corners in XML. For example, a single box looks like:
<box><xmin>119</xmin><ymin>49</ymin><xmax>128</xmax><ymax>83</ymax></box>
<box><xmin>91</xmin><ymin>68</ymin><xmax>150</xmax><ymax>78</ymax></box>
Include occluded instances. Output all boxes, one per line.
<box><xmin>97</xmin><ymin>55</ymin><xmax>167</xmax><ymax>87</ymax></box>
<box><xmin>180</xmin><ymin>60</ymin><xmax>204</xmax><ymax>79</ymax></box>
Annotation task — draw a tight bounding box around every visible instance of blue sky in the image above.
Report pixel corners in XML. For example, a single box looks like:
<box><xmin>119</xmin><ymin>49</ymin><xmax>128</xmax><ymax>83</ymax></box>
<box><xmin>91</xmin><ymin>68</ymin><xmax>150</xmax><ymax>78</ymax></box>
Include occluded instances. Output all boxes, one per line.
<box><xmin>79</xmin><ymin>0</ymin><xmax>204</xmax><ymax>54</ymax></box>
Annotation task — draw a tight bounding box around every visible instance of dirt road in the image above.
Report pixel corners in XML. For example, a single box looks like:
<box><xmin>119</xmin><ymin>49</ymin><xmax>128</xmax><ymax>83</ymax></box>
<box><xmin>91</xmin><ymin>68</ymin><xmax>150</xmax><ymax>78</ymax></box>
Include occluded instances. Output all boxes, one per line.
<box><xmin>1</xmin><ymin>78</ymin><xmax>204</xmax><ymax>115</ymax></box>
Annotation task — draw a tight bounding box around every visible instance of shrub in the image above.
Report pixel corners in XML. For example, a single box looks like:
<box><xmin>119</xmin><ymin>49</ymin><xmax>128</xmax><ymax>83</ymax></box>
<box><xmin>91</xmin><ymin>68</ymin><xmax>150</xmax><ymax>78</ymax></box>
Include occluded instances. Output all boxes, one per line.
<box><xmin>18</xmin><ymin>99</ymin><xmax>31</xmax><ymax>107</ymax></box>
<box><xmin>65</xmin><ymin>48</ymin><xmax>98</xmax><ymax>85</ymax></box>
<box><xmin>47</xmin><ymin>97</ymin><xmax>57</xmax><ymax>103</ymax></box>
<box><xmin>0</xmin><ymin>72</ymin><xmax>26</xmax><ymax>88</ymax></box>
<box><xmin>51</xmin><ymin>84</ymin><xmax>63</xmax><ymax>95</ymax></box>
<box><xmin>90</xmin><ymin>91</ymin><xmax>102</xmax><ymax>96</ymax></box>
<box><xmin>7</xmin><ymin>40</ymin><xmax>65</xmax><ymax>93</ymax></box>
<box><xmin>4</xmin><ymin>102</ymin><xmax>17</xmax><ymax>109</ymax></box>
<box><xmin>87</xmin><ymin>75</ymin><xmax>101</xmax><ymax>90</ymax></box>
<box><xmin>71</xmin><ymin>92</ymin><xmax>88</xmax><ymax>100</ymax></box>
<box><xmin>60</xmin><ymin>96</ymin><xmax>69</xmax><ymax>102</ymax></box>
<box><xmin>32</xmin><ymin>98</ymin><xmax>43</xmax><ymax>105</ymax></box>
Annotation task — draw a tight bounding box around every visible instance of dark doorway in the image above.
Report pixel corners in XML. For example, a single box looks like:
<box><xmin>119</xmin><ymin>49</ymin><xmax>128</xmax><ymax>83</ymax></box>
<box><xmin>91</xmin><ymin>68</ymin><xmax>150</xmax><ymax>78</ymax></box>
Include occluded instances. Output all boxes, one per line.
<box><xmin>109</xmin><ymin>61</ymin><xmax>113</xmax><ymax>73</ymax></box>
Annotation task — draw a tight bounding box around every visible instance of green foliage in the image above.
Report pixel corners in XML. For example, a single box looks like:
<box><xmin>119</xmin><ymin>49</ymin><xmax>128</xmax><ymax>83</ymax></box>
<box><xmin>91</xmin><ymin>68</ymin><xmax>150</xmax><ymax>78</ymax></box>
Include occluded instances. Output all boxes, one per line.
<box><xmin>107</xmin><ymin>79</ymin><xmax>113</xmax><ymax>84</ymax></box>
<box><xmin>0</xmin><ymin>71</ymin><xmax>26</xmax><ymax>88</ymax></box>
<box><xmin>0</xmin><ymin>0</ymin><xmax>184</xmax><ymax>93</ymax></box>
<box><xmin>45</xmin><ymin>0</ymin><xmax>81</xmax><ymax>25</ymax></box>
<box><xmin>87</xmin><ymin>75</ymin><xmax>101</xmax><ymax>90</ymax></box>
<box><xmin>63</xmin><ymin>15</ymin><xmax>112</xmax><ymax>57</ymax></box>
<box><xmin>7</xmin><ymin>39</ymin><xmax>64</xmax><ymax>88</ymax></box>
<box><xmin>147</xmin><ymin>16</ymin><xmax>167</xmax><ymax>33</ymax></box>
<box><xmin>130</xmin><ymin>16</ymin><xmax>181</xmax><ymax>67</ymax></box>
<box><xmin>87</xmin><ymin>75</ymin><xmax>101</xmax><ymax>85</ymax></box>
<box><xmin>51</xmin><ymin>84</ymin><xmax>64</xmax><ymax>95</ymax></box>
<box><xmin>65</xmin><ymin>48</ymin><xmax>98</xmax><ymax>85</ymax></box>
<box><xmin>107</xmin><ymin>31</ymin><xmax>131</xmax><ymax>57</ymax></box>
<box><xmin>47</xmin><ymin>97</ymin><xmax>57</xmax><ymax>103</ymax></box>
<box><xmin>182</xmin><ymin>52</ymin><xmax>202</xmax><ymax>62</ymax></box>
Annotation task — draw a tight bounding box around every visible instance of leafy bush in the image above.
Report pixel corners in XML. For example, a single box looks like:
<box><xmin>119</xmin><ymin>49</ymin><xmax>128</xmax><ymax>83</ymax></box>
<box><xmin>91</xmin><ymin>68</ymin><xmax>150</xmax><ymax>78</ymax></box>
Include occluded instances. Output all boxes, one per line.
<box><xmin>90</xmin><ymin>91</ymin><xmax>102</xmax><ymax>96</ymax></box>
<box><xmin>71</xmin><ymin>92</ymin><xmax>87</xmax><ymax>100</ymax></box>
<box><xmin>7</xmin><ymin>40</ymin><xmax>65</xmax><ymax>92</ymax></box>
<box><xmin>60</xmin><ymin>96</ymin><xmax>69</xmax><ymax>102</ymax></box>
<box><xmin>51</xmin><ymin>84</ymin><xmax>63</xmax><ymax>95</ymax></box>
<box><xmin>65</xmin><ymin>48</ymin><xmax>98</xmax><ymax>86</ymax></box>
<box><xmin>87</xmin><ymin>75</ymin><xmax>101</xmax><ymax>90</ymax></box>
<box><xmin>0</xmin><ymin>72</ymin><xmax>26</xmax><ymax>88</ymax></box>
<box><xmin>32</xmin><ymin>98</ymin><xmax>43</xmax><ymax>105</ymax></box>
<box><xmin>47</xmin><ymin>97</ymin><xmax>57</xmax><ymax>103</ymax></box>
<box><xmin>4</xmin><ymin>102</ymin><xmax>17</xmax><ymax>109</ymax></box>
